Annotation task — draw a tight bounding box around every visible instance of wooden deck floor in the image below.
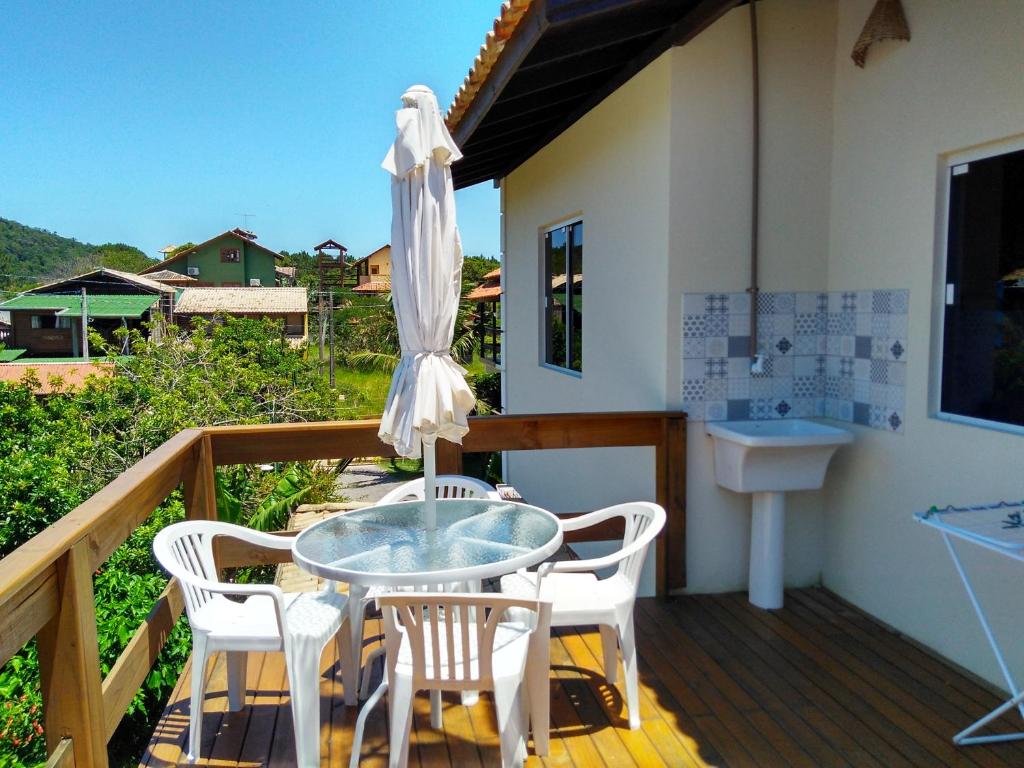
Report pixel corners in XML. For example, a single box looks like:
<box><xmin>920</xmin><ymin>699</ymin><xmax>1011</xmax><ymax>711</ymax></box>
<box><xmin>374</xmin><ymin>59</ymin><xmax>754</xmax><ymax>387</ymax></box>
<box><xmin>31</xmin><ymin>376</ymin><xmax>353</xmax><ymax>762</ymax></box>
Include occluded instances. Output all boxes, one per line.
<box><xmin>140</xmin><ymin>588</ymin><xmax>1024</xmax><ymax>767</ymax></box>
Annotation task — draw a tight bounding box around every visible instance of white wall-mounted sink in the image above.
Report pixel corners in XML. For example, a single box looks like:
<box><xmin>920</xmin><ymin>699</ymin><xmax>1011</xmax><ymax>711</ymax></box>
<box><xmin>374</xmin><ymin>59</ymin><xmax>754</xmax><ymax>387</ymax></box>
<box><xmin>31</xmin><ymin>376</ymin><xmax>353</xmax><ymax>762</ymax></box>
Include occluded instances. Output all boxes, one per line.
<box><xmin>706</xmin><ymin>419</ymin><xmax>853</xmax><ymax>610</ymax></box>
<box><xmin>706</xmin><ymin>419</ymin><xmax>854</xmax><ymax>493</ymax></box>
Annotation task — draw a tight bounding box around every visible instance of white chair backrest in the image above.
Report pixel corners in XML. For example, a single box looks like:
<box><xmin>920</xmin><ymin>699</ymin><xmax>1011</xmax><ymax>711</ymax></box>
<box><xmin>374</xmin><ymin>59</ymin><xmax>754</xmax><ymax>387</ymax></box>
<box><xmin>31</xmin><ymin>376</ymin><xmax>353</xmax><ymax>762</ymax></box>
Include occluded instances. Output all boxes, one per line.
<box><xmin>153</xmin><ymin>520</ymin><xmax>227</xmax><ymax>618</ymax></box>
<box><xmin>376</xmin><ymin>474</ymin><xmax>496</xmax><ymax>505</ymax></box>
<box><xmin>614</xmin><ymin>502</ymin><xmax>667</xmax><ymax>587</ymax></box>
<box><xmin>379</xmin><ymin>593</ymin><xmax>550</xmax><ymax>691</ymax></box>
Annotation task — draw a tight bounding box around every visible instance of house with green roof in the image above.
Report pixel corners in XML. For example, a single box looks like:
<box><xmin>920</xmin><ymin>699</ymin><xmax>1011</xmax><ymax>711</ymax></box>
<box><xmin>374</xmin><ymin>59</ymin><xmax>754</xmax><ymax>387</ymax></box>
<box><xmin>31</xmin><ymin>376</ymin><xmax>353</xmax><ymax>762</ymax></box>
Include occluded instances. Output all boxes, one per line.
<box><xmin>0</xmin><ymin>267</ymin><xmax>174</xmax><ymax>359</ymax></box>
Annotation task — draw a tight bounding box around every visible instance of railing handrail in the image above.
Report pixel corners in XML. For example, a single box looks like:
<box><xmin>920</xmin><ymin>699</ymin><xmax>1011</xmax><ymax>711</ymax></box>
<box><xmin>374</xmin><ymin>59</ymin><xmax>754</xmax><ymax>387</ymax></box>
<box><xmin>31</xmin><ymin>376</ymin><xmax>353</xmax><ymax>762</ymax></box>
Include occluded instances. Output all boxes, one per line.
<box><xmin>0</xmin><ymin>411</ymin><xmax>686</xmax><ymax>767</ymax></box>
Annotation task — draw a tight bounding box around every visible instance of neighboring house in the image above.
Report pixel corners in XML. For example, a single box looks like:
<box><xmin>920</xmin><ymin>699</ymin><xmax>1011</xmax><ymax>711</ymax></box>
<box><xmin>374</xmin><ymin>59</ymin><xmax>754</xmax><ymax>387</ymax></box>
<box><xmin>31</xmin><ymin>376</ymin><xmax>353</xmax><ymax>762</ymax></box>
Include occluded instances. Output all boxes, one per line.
<box><xmin>172</xmin><ymin>286</ymin><xmax>308</xmax><ymax>342</ymax></box>
<box><xmin>140</xmin><ymin>228</ymin><xmax>284</xmax><ymax>287</ymax></box>
<box><xmin>0</xmin><ymin>311</ymin><xmax>11</xmax><ymax>343</ymax></box>
<box><xmin>466</xmin><ymin>267</ymin><xmax>502</xmax><ymax>368</ymax></box>
<box><xmin>0</xmin><ymin>268</ymin><xmax>174</xmax><ymax>358</ymax></box>
<box><xmin>349</xmin><ymin>244</ymin><xmax>391</xmax><ymax>293</ymax></box>
<box><xmin>447</xmin><ymin>0</ymin><xmax>1024</xmax><ymax>692</ymax></box>
<box><xmin>145</xmin><ymin>269</ymin><xmax>197</xmax><ymax>288</ymax></box>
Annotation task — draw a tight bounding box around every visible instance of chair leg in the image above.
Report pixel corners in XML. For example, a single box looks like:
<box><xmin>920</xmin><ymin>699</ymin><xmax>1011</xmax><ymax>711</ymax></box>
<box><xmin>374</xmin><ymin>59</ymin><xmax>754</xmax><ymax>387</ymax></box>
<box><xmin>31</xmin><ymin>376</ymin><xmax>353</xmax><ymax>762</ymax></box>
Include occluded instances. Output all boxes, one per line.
<box><xmin>618</xmin><ymin>615</ymin><xmax>641</xmax><ymax>730</ymax></box>
<box><xmin>388</xmin><ymin>675</ymin><xmax>414</xmax><ymax>768</ymax></box>
<box><xmin>186</xmin><ymin>634</ymin><xmax>209</xmax><ymax>762</ymax></box>
<box><xmin>494</xmin><ymin>677</ymin><xmax>526</xmax><ymax>767</ymax></box>
<box><xmin>337</xmin><ymin>618</ymin><xmax>358</xmax><ymax>705</ymax></box>
<box><xmin>226</xmin><ymin>651</ymin><xmax>247</xmax><ymax>711</ymax></box>
<box><xmin>360</xmin><ymin>645</ymin><xmax>384</xmax><ymax>700</ymax></box>
<box><xmin>526</xmin><ymin>633</ymin><xmax>550</xmax><ymax>757</ymax></box>
<box><xmin>599</xmin><ymin>624</ymin><xmax>619</xmax><ymax>685</ymax></box>
<box><xmin>286</xmin><ymin>640</ymin><xmax>324</xmax><ymax>768</ymax></box>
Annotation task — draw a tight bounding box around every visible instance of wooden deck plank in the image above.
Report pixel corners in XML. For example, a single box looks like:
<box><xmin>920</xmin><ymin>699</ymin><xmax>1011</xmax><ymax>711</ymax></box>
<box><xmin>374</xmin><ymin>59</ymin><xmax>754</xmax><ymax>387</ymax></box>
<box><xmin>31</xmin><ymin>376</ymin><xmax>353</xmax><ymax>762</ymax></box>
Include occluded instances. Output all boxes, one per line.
<box><xmin>140</xmin><ymin>589</ymin><xmax>1024</xmax><ymax>768</ymax></box>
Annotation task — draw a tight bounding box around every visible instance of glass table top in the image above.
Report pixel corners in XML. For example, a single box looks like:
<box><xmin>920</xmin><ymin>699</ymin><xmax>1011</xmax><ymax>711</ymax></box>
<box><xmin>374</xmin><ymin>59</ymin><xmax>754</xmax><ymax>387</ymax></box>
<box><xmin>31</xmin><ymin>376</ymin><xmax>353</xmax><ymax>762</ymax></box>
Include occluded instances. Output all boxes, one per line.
<box><xmin>292</xmin><ymin>498</ymin><xmax>563</xmax><ymax>585</ymax></box>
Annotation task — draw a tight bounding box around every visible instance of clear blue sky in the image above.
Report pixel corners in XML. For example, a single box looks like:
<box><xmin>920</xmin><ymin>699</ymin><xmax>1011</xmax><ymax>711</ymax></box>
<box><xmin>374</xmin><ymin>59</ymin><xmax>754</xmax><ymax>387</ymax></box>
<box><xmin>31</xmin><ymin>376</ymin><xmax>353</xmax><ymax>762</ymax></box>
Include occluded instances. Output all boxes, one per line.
<box><xmin>0</xmin><ymin>2</ymin><xmax>501</xmax><ymax>263</ymax></box>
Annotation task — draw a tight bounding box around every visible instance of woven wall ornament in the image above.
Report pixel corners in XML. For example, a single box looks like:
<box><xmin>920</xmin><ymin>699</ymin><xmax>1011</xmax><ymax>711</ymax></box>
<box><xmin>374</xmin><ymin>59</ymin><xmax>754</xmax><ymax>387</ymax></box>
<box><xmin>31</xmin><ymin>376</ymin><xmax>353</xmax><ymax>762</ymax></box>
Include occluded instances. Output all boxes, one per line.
<box><xmin>851</xmin><ymin>0</ymin><xmax>910</xmax><ymax>68</ymax></box>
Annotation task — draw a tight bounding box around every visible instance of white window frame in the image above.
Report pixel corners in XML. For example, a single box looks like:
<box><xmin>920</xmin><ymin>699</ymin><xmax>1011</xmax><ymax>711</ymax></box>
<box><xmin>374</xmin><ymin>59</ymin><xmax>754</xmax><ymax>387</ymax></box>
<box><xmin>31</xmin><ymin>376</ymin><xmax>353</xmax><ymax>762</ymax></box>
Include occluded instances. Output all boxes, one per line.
<box><xmin>539</xmin><ymin>215</ymin><xmax>583</xmax><ymax>377</ymax></box>
<box><xmin>931</xmin><ymin>134</ymin><xmax>1024</xmax><ymax>437</ymax></box>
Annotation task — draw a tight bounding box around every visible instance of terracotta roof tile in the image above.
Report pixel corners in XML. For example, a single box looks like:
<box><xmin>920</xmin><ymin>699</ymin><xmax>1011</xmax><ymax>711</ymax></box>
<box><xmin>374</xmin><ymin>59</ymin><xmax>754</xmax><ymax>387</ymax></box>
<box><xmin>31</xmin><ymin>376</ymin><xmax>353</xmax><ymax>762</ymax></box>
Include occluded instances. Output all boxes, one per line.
<box><xmin>446</xmin><ymin>0</ymin><xmax>533</xmax><ymax>132</ymax></box>
<box><xmin>174</xmin><ymin>287</ymin><xmax>308</xmax><ymax>314</ymax></box>
<box><xmin>351</xmin><ymin>281</ymin><xmax>392</xmax><ymax>294</ymax></box>
<box><xmin>0</xmin><ymin>361</ymin><xmax>112</xmax><ymax>394</ymax></box>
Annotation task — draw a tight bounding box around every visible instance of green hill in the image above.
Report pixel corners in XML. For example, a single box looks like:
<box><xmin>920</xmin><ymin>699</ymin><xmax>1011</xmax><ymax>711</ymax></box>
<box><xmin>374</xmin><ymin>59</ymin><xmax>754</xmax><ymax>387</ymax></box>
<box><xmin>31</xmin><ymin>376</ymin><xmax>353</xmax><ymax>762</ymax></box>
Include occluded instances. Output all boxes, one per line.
<box><xmin>0</xmin><ymin>217</ymin><xmax>156</xmax><ymax>291</ymax></box>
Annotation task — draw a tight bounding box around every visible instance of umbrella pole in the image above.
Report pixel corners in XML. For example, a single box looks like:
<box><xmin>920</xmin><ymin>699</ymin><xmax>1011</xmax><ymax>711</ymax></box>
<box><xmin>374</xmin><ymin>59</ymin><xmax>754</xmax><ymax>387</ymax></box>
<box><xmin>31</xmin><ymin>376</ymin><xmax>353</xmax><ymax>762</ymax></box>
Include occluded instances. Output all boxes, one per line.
<box><xmin>423</xmin><ymin>439</ymin><xmax>437</xmax><ymax>529</ymax></box>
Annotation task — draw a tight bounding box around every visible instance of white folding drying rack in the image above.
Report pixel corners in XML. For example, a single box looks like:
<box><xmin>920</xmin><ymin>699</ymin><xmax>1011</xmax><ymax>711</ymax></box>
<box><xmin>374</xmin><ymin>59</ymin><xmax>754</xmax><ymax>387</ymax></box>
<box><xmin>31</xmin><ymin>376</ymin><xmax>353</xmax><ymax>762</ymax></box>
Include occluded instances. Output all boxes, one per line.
<box><xmin>915</xmin><ymin>500</ymin><xmax>1024</xmax><ymax>745</ymax></box>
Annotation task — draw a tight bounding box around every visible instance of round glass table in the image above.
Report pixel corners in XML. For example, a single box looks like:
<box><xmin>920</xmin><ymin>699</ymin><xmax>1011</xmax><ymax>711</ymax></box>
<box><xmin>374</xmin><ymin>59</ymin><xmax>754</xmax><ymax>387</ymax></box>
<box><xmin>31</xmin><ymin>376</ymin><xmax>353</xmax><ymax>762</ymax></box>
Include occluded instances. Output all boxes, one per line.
<box><xmin>292</xmin><ymin>498</ymin><xmax>563</xmax><ymax>705</ymax></box>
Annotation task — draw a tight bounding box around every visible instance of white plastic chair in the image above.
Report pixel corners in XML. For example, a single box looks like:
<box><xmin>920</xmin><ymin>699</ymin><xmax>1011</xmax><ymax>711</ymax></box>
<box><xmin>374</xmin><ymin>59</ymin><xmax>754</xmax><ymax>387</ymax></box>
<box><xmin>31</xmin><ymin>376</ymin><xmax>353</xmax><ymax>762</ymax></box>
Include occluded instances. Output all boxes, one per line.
<box><xmin>500</xmin><ymin>501</ymin><xmax>666</xmax><ymax>731</ymax></box>
<box><xmin>378</xmin><ymin>593</ymin><xmax>551</xmax><ymax>768</ymax></box>
<box><xmin>153</xmin><ymin>521</ymin><xmax>355</xmax><ymax>767</ymax></box>
<box><xmin>354</xmin><ymin>473</ymin><xmax>499</xmax><ymax>701</ymax></box>
<box><xmin>375</xmin><ymin>474</ymin><xmax>499</xmax><ymax>504</ymax></box>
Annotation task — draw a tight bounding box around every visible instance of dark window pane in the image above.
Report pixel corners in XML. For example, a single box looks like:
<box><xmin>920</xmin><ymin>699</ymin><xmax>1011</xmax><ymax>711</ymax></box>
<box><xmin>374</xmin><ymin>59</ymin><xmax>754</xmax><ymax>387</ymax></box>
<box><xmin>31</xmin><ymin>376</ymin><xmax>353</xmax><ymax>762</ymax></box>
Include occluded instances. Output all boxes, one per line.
<box><xmin>569</xmin><ymin>222</ymin><xmax>583</xmax><ymax>372</ymax></box>
<box><xmin>941</xmin><ymin>147</ymin><xmax>1024</xmax><ymax>426</ymax></box>
<box><xmin>545</xmin><ymin>227</ymin><xmax>568</xmax><ymax>368</ymax></box>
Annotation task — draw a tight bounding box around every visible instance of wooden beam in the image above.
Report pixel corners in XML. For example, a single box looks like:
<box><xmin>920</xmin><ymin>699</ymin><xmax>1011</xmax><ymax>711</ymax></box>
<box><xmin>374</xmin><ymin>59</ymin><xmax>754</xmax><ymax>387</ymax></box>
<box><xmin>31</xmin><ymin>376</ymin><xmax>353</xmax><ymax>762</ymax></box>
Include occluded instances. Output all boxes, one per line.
<box><xmin>101</xmin><ymin>579</ymin><xmax>185</xmax><ymax>741</ymax></box>
<box><xmin>434</xmin><ymin>439</ymin><xmax>464</xmax><ymax>476</ymax></box>
<box><xmin>0</xmin><ymin>567</ymin><xmax>58</xmax><ymax>667</ymax></box>
<box><xmin>452</xmin><ymin>0</ymin><xmax>550</xmax><ymax>148</ymax></box>
<box><xmin>206</xmin><ymin>419</ymin><xmax>395</xmax><ymax>465</ymax></box>
<box><xmin>44</xmin><ymin>739</ymin><xmax>75</xmax><ymax>768</ymax></box>
<box><xmin>0</xmin><ymin>429</ymin><xmax>201</xmax><ymax>632</ymax></box>
<box><xmin>215</xmin><ymin>530</ymin><xmax>297</xmax><ymax>570</ymax></box>
<box><xmin>183</xmin><ymin>435</ymin><xmax>218</xmax><ymax>522</ymax></box>
<box><xmin>495</xmin><ymin>0</ymin><xmax>740</xmax><ymax>180</ymax></box>
<box><xmin>655</xmin><ymin>415</ymin><xmax>687</xmax><ymax>595</ymax></box>
<box><xmin>37</xmin><ymin>541</ymin><xmax>108</xmax><ymax>767</ymax></box>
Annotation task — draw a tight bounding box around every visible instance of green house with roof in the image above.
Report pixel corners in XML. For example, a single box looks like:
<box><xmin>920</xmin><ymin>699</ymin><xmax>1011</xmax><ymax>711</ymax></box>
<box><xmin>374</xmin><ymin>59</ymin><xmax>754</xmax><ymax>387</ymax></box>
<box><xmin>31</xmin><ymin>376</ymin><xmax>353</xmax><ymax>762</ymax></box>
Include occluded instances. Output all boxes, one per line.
<box><xmin>0</xmin><ymin>268</ymin><xmax>174</xmax><ymax>360</ymax></box>
<box><xmin>139</xmin><ymin>228</ymin><xmax>285</xmax><ymax>287</ymax></box>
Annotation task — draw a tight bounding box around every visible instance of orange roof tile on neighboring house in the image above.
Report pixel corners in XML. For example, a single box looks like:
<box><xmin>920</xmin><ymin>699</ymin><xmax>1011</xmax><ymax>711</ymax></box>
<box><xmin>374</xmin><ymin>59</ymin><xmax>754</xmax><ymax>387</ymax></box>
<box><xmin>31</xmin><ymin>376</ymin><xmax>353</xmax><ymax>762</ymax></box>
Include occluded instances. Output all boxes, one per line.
<box><xmin>482</xmin><ymin>267</ymin><xmax>501</xmax><ymax>280</ymax></box>
<box><xmin>351</xmin><ymin>281</ymin><xmax>392</xmax><ymax>294</ymax></box>
<box><xmin>466</xmin><ymin>284</ymin><xmax>502</xmax><ymax>302</ymax></box>
<box><xmin>0</xmin><ymin>361</ymin><xmax>113</xmax><ymax>394</ymax></box>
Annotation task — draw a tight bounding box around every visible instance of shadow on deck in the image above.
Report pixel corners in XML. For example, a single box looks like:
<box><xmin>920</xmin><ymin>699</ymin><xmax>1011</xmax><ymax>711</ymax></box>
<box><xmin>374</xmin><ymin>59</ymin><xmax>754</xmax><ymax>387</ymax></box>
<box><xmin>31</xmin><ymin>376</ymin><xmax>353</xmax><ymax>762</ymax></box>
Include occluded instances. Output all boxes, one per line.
<box><xmin>140</xmin><ymin>588</ymin><xmax>1024</xmax><ymax>767</ymax></box>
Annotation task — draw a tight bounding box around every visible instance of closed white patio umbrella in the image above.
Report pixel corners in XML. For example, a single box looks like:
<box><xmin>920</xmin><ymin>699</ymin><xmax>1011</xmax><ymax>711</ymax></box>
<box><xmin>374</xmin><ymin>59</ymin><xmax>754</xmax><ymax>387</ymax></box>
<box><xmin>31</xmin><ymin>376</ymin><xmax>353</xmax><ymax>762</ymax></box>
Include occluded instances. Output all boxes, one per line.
<box><xmin>379</xmin><ymin>84</ymin><xmax>475</xmax><ymax>529</ymax></box>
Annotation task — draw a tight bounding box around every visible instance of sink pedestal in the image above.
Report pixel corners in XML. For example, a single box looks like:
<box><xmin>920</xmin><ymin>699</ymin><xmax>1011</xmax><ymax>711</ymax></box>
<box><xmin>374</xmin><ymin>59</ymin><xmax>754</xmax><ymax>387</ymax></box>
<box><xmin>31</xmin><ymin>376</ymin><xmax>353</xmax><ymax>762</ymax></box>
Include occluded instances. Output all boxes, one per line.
<box><xmin>705</xmin><ymin>419</ymin><xmax>853</xmax><ymax>611</ymax></box>
<box><xmin>749</xmin><ymin>491</ymin><xmax>786</xmax><ymax>609</ymax></box>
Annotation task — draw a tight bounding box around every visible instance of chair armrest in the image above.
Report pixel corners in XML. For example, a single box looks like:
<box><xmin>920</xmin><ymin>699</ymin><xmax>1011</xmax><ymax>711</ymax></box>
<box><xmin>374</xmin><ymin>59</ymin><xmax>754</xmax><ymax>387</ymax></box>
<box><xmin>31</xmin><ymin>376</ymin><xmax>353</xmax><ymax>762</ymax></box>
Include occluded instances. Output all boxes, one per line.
<box><xmin>558</xmin><ymin>506</ymin><xmax>626</xmax><ymax>532</ymax></box>
<box><xmin>218</xmin><ymin>526</ymin><xmax>297</xmax><ymax>551</ymax></box>
<box><xmin>537</xmin><ymin>535</ymin><xmax>652</xmax><ymax>579</ymax></box>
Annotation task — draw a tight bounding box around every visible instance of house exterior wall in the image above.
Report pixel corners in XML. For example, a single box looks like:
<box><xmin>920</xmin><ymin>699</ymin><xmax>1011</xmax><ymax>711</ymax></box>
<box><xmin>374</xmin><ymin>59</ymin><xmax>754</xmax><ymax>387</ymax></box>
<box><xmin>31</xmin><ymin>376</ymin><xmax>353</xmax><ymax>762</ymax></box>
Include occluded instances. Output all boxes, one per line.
<box><xmin>10</xmin><ymin>311</ymin><xmax>73</xmax><ymax>356</ymax></box>
<box><xmin>496</xmin><ymin>0</ymin><xmax>1024</xmax><ymax>687</ymax></box>
<box><xmin>501</xmin><ymin>55</ymin><xmax>672</xmax><ymax>577</ymax></box>
<box><xmin>821</xmin><ymin>0</ymin><xmax>1024</xmax><ymax>686</ymax></box>
<box><xmin>665</xmin><ymin>0</ymin><xmax>838</xmax><ymax>593</ymax></box>
<box><xmin>164</xmin><ymin>235</ymin><xmax>277</xmax><ymax>286</ymax></box>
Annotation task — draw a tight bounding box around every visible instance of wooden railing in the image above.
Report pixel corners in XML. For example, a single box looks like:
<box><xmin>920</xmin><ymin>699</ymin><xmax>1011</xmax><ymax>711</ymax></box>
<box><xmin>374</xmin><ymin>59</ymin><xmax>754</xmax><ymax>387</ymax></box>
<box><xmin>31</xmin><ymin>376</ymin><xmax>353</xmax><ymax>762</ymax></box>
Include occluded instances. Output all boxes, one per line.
<box><xmin>0</xmin><ymin>411</ymin><xmax>685</xmax><ymax>768</ymax></box>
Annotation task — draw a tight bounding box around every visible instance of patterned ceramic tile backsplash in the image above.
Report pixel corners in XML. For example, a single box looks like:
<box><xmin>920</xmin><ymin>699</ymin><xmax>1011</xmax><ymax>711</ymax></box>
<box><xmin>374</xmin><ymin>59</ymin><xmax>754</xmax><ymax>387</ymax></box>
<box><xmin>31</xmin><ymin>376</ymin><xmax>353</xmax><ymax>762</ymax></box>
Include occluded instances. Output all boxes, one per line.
<box><xmin>681</xmin><ymin>290</ymin><xmax>909</xmax><ymax>432</ymax></box>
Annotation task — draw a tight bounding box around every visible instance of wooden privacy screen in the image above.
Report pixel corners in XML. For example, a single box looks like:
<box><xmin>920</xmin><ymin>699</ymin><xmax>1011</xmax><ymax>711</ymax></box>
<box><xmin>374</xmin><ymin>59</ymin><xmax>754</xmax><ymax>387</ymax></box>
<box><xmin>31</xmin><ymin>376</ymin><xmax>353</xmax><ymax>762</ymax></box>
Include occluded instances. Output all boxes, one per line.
<box><xmin>0</xmin><ymin>411</ymin><xmax>685</xmax><ymax>767</ymax></box>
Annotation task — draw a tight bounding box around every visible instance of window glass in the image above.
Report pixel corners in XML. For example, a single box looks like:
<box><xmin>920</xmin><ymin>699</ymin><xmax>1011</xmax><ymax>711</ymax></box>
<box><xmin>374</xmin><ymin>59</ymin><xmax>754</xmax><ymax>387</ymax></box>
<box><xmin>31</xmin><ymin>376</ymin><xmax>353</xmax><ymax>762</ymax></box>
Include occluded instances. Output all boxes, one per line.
<box><xmin>220</xmin><ymin>248</ymin><xmax>241</xmax><ymax>263</ymax></box>
<box><xmin>543</xmin><ymin>220</ymin><xmax>582</xmax><ymax>373</ymax></box>
<box><xmin>545</xmin><ymin>227</ymin><xmax>567</xmax><ymax>368</ymax></box>
<box><xmin>31</xmin><ymin>315</ymin><xmax>57</xmax><ymax>329</ymax></box>
<box><xmin>941</xmin><ymin>147</ymin><xmax>1024</xmax><ymax>427</ymax></box>
<box><xmin>569</xmin><ymin>222</ymin><xmax>583</xmax><ymax>372</ymax></box>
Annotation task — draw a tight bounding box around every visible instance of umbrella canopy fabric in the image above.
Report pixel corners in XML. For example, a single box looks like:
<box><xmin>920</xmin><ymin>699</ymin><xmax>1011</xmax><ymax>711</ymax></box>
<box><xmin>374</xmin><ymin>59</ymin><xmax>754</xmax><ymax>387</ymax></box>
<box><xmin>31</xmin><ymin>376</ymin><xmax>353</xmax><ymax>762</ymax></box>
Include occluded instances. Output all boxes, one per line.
<box><xmin>379</xmin><ymin>85</ymin><xmax>475</xmax><ymax>458</ymax></box>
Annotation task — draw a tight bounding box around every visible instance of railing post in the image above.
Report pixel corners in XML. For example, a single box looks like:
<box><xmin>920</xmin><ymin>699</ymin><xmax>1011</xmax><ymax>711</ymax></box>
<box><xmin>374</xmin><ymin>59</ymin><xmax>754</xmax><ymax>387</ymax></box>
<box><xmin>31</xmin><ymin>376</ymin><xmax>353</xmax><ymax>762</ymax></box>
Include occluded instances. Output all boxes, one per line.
<box><xmin>656</xmin><ymin>415</ymin><xmax>687</xmax><ymax>597</ymax></box>
<box><xmin>435</xmin><ymin>439</ymin><xmax>464</xmax><ymax>476</ymax></box>
<box><xmin>183</xmin><ymin>435</ymin><xmax>218</xmax><ymax>522</ymax></box>
<box><xmin>37</xmin><ymin>540</ymin><xmax>109</xmax><ymax>768</ymax></box>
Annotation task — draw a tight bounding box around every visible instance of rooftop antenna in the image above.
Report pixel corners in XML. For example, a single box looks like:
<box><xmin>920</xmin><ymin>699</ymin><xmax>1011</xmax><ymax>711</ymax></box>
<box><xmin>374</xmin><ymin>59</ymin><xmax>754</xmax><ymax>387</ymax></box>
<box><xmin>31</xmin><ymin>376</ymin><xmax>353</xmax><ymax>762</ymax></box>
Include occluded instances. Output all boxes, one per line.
<box><xmin>236</xmin><ymin>212</ymin><xmax>256</xmax><ymax>230</ymax></box>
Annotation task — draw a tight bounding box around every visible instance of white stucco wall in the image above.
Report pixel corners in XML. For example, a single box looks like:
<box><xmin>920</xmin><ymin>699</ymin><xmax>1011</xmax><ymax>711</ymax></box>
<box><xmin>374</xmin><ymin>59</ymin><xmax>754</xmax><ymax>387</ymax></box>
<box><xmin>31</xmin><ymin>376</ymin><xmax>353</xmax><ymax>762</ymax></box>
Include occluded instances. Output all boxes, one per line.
<box><xmin>501</xmin><ymin>55</ymin><xmax>672</xmax><ymax>500</ymax></box>
<box><xmin>495</xmin><ymin>0</ymin><xmax>1024</xmax><ymax>689</ymax></box>
<box><xmin>501</xmin><ymin>55</ymin><xmax>672</xmax><ymax>593</ymax></box>
<box><xmin>665</xmin><ymin>0</ymin><xmax>838</xmax><ymax>593</ymax></box>
<box><xmin>822</xmin><ymin>0</ymin><xmax>1024</xmax><ymax>685</ymax></box>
